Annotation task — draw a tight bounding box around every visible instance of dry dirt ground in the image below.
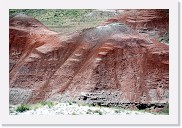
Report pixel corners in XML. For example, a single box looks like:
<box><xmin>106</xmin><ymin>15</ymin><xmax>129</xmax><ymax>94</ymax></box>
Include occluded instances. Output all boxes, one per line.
<box><xmin>10</xmin><ymin>102</ymin><xmax>155</xmax><ymax>115</ymax></box>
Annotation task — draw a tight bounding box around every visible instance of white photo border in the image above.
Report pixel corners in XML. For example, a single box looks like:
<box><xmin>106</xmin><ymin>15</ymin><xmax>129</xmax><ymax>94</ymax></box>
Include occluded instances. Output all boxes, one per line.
<box><xmin>0</xmin><ymin>0</ymin><xmax>179</xmax><ymax>125</ymax></box>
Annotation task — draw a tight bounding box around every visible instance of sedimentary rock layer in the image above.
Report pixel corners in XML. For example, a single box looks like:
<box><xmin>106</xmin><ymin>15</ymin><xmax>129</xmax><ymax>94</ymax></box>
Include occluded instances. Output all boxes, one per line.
<box><xmin>9</xmin><ymin>12</ymin><xmax>169</xmax><ymax>107</ymax></box>
<box><xmin>101</xmin><ymin>9</ymin><xmax>169</xmax><ymax>39</ymax></box>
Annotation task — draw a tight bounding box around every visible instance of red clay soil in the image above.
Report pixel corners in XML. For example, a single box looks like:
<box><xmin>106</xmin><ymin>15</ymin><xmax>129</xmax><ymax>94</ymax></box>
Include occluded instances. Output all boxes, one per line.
<box><xmin>101</xmin><ymin>9</ymin><xmax>169</xmax><ymax>40</ymax></box>
<box><xmin>9</xmin><ymin>12</ymin><xmax>169</xmax><ymax>109</ymax></box>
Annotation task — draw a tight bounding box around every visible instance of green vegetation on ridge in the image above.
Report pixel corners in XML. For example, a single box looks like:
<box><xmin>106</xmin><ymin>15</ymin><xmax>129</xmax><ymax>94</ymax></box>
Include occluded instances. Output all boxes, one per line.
<box><xmin>9</xmin><ymin>9</ymin><xmax>113</xmax><ymax>34</ymax></box>
<box><xmin>10</xmin><ymin>9</ymin><xmax>92</xmax><ymax>26</ymax></box>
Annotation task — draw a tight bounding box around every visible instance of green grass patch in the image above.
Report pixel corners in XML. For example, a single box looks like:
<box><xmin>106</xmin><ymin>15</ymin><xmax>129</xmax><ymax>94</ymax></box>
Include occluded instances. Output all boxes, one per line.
<box><xmin>40</xmin><ymin>101</ymin><xmax>55</xmax><ymax>108</ymax></box>
<box><xmin>9</xmin><ymin>9</ymin><xmax>113</xmax><ymax>34</ymax></box>
<box><xmin>14</xmin><ymin>101</ymin><xmax>56</xmax><ymax>113</ymax></box>
<box><xmin>16</xmin><ymin>104</ymin><xmax>30</xmax><ymax>112</ymax></box>
<box><xmin>9</xmin><ymin>9</ymin><xmax>93</xmax><ymax>26</ymax></box>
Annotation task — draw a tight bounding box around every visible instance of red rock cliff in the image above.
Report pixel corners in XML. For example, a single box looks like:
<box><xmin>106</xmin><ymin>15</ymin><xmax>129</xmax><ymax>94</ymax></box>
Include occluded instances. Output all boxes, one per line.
<box><xmin>9</xmin><ymin>12</ymin><xmax>169</xmax><ymax>108</ymax></box>
<box><xmin>101</xmin><ymin>9</ymin><xmax>169</xmax><ymax>40</ymax></box>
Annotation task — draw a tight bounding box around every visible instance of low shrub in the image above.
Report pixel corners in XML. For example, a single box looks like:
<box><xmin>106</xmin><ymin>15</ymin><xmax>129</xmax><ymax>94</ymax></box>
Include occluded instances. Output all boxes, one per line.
<box><xmin>86</xmin><ymin>109</ymin><xmax>93</xmax><ymax>114</ymax></box>
<box><xmin>72</xmin><ymin>112</ymin><xmax>77</xmax><ymax>115</ymax></box>
<box><xmin>40</xmin><ymin>101</ymin><xmax>54</xmax><ymax>108</ymax></box>
<box><xmin>68</xmin><ymin>101</ymin><xmax>72</xmax><ymax>105</ymax></box>
<box><xmin>114</xmin><ymin>109</ymin><xmax>121</xmax><ymax>113</ymax></box>
<box><xmin>16</xmin><ymin>104</ymin><xmax>30</xmax><ymax>112</ymax></box>
<box><xmin>94</xmin><ymin>109</ymin><xmax>103</xmax><ymax>115</ymax></box>
<box><xmin>40</xmin><ymin>101</ymin><xmax>47</xmax><ymax>106</ymax></box>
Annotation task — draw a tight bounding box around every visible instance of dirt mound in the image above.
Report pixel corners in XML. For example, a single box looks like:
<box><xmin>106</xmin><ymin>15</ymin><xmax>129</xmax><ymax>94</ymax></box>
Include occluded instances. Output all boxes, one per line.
<box><xmin>9</xmin><ymin>13</ymin><xmax>169</xmax><ymax>111</ymax></box>
<box><xmin>10</xmin><ymin>14</ymin><xmax>47</xmax><ymax>28</ymax></box>
<box><xmin>101</xmin><ymin>9</ymin><xmax>169</xmax><ymax>39</ymax></box>
<box><xmin>81</xmin><ymin>23</ymin><xmax>135</xmax><ymax>44</ymax></box>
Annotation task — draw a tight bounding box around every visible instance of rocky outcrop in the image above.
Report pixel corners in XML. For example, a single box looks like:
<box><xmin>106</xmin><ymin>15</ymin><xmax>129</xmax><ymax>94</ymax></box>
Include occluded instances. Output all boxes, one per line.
<box><xmin>9</xmin><ymin>12</ymin><xmax>169</xmax><ymax>111</ymax></box>
<box><xmin>9</xmin><ymin>14</ymin><xmax>57</xmax><ymax>71</ymax></box>
<box><xmin>9</xmin><ymin>14</ymin><xmax>81</xmax><ymax>104</ymax></box>
<box><xmin>101</xmin><ymin>9</ymin><xmax>169</xmax><ymax>40</ymax></box>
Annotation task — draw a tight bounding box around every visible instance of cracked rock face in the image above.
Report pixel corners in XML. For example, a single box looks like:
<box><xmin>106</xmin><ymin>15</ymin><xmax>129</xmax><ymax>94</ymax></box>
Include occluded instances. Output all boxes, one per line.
<box><xmin>9</xmin><ymin>12</ymin><xmax>169</xmax><ymax>107</ymax></box>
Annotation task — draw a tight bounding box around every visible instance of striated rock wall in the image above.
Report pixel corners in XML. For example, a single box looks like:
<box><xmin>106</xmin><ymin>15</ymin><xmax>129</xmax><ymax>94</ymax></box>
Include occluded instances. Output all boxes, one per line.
<box><xmin>101</xmin><ymin>9</ymin><xmax>169</xmax><ymax>40</ymax></box>
<box><xmin>9</xmin><ymin>11</ymin><xmax>169</xmax><ymax>110</ymax></box>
